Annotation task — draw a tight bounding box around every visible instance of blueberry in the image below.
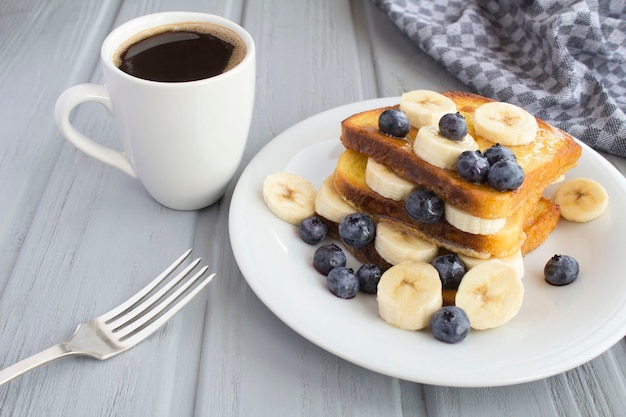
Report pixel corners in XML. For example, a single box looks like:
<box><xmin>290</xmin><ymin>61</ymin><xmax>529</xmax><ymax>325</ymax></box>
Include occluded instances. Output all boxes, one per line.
<box><xmin>544</xmin><ymin>254</ymin><xmax>579</xmax><ymax>286</ymax></box>
<box><xmin>484</xmin><ymin>143</ymin><xmax>517</xmax><ymax>166</ymax></box>
<box><xmin>404</xmin><ymin>189</ymin><xmax>444</xmax><ymax>224</ymax></box>
<box><xmin>487</xmin><ymin>160</ymin><xmax>525</xmax><ymax>191</ymax></box>
<box><xmin>299</xmin><ymin>216</ymin><xmax>328</xmax><ymax>245</ymax></box>
<box><xmin>431</xmin><ymin>254</ymin><xmax>466</xmax><ymax>290</ymax></box>
<box><xmin>456</xmin><ymin>150</ymin><xmax>490</xmax><ymax>184</ymax></box>
<box><xmin>327</xmin><ymin>267</ymin><xmax>360</xmax><ymax>299</ymax></box>
<box><xmin>356</xmin><ymin>263</ymin><xmax>382</xmax><ymax>294</ymax></box>
<box><xmin>338</xmin><ymin>213</ymin><xmax>376</xmax><ymax>247</ymax></box>
<box><xmin>313</xmin><ymin>243</ymin><xmax>347</xmax><ymax>275</ymax></box>
<box><xmin>430</xmin><ymin>306</ymin><xmax>470</xmax><ymax>344</ymax></box>
<box><xmin>378</xmin><ymin>109</ymin><xmax>410</xmax><ymax>138</ymax></box>
<box><xmin>438</xmin><ymin>112</ymin><xmax>468</xmax><ymax>141</ymax></box>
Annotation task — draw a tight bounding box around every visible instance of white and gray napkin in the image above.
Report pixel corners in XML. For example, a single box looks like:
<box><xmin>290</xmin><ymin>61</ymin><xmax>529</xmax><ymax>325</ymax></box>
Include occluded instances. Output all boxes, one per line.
<box><xmin>371</xmin><ymin>0</ymin><xmax>626</xmax><ymax>157</ymax></box>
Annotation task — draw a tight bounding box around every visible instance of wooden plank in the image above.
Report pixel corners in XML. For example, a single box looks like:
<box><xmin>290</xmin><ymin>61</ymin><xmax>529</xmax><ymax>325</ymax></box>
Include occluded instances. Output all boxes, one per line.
<box><xmin>193</xmin><ymin>1</ymin><xmax>430</xmax><ymax>416</ymax></box>
<box><xmin>0</xmin><ymin>0</ymin><xmax>624</xmax><ymax>415</ymax></box>
<box><xmin>0</xmin><ymin>0</ymin><xmax>122</xmax><ymax>285</ymax></box>
<box><xmin>364</xmin><ymin>3</ymin><xmax>626</xmax><ymax>417</ymax></box>
<box><xmin>0</xmin><ymin>1</ymin><xmax>237</xmax><ymax>416</ymax></box>
<box><xmin>361</xmin><ymin>0</ymin><xmax>467</xmax><ymax>96</ymax></box>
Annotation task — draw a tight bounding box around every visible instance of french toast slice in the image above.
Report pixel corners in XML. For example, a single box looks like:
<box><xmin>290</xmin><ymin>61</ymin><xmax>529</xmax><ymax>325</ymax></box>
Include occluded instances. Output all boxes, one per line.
<box><xmin>339</xmin><ymin>91</ymin><xmax>582</xmax><ymax>219</ymax></box>
<box><xmin>331</xmin><ymin>149</ymin><xmax>560</xmax><ymax>259</ymax></box>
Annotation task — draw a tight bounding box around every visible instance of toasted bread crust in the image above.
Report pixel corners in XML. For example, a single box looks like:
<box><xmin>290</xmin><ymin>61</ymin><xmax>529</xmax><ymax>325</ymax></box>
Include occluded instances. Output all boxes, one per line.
<box><xmin>339</xmin><ymin>91</ymin><xmax>581</xmax><ymax>219</ymax></box>
<box><xmin>332</xmin><ymin>149</ymin><xmax>559</xmax><ymax>259</ymax></box>
<box><xmin>520</xmin><ymin>194</ymin><xmax>561</xmax><ymax>255</ymax></box>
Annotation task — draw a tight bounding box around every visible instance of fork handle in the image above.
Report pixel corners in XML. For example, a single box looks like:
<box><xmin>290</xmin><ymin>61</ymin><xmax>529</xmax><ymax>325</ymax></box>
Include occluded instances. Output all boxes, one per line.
<box><xmin>0</xmin><ymin>344</ymin><xmax>73</xmax><ymax>386</ymax></box>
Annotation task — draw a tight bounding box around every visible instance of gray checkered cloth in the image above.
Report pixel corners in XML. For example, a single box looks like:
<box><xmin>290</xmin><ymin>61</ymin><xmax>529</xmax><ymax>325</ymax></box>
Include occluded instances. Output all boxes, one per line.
<box><xmin>372</xmin><ymin>0</ymin><xmax>626</xmax><ymax>157</ymax></box>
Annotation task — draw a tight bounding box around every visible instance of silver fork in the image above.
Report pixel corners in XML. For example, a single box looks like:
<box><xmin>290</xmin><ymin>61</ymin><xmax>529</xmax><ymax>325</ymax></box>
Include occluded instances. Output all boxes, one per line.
<box><xmin>0</xmin><ymin>249</ymin><xmax>215</xmax><ymax>386</ymax></box>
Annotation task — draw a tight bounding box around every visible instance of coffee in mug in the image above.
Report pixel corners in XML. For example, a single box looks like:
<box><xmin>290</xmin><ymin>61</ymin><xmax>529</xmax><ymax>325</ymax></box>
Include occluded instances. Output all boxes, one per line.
<box><xmin>114</xmin><ymin>22</ymin><xmax>247</xmax><ymax>82</ymax></box>
<box><xmin>54</xmin><ymin>13</ymin><xmax>256</xmax><ymax>210</ymax></box>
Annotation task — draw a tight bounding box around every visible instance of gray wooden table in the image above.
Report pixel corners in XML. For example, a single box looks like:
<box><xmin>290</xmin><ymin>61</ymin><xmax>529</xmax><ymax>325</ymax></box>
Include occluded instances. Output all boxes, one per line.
<box><xmin>1</xmin><ymin>1</ymin><xmax>625</xmax><ymax>416</ymax></box>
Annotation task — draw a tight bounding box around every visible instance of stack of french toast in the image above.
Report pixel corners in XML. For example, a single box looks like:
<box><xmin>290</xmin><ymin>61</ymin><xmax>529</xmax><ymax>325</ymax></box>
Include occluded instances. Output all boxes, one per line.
<box><xmin>262</xmin><ymin>89</ymin><xmax>592</xmax><ymax>332</ymax></box>
<box><xmin>314</xmin><ymin>90</ymin><xmax>582</xmax><ymax>271</ymax></box>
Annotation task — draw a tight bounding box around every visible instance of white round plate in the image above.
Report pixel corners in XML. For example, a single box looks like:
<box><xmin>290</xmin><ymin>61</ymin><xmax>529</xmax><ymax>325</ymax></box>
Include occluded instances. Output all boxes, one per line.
<box><xmin>229</xmin><ymin>98</ymin><xmax>626</xmax><ymax>387</ymax></box>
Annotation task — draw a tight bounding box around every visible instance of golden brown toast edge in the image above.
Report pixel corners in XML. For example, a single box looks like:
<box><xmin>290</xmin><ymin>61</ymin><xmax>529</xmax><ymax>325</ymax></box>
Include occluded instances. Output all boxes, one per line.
<box><xmin>339</xmin><ymin>91</ymin><xmax>582</xmax><ymax>219</ymax></box>
<box><xmin>322</xmin><ymin>207</ymin><xmax>557</xmax><ymax>308</ymax></box>
<box><xmin>333</xmin><ymin>149</ymin><xmax>535</xmax><ymax>258</ymax></box>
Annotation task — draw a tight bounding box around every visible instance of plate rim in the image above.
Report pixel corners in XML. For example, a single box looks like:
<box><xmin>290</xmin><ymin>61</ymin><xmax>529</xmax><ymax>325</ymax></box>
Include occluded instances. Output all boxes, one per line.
<box><xmin>229</xmin><ymin>97</ymin><xmax>626</xmax><ymax>387</ymax></box>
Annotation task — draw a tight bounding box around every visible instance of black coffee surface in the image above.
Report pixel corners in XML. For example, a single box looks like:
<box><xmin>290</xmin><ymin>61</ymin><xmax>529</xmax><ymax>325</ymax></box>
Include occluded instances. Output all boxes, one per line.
<box><xmin>118</xmin><ymin>30</ymin><xmax>235</xmax><ymax>82</ymax></box>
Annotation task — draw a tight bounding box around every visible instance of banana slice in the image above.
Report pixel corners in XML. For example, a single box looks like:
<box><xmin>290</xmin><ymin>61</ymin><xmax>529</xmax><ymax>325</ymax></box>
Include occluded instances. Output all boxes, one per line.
<box><xmin>263</xmin><ymin>172</ymin><xmax>317</xmax><ymax>225</ymax></box>
<box><xmin>444</xmin><ymin>203</ymin><xmax>506</xmax><ymax>235</ymax></box>
<box><xmin>365</xmin><ymin>158</ymin><xmax>417</xmax><ymax>201</ymax></box>
<box><xmin>314</xmin><ymin>175</ymin><xmax>356</xmax><ymax>223</ymax></box>
<box><xmin>400</xmin><ymin>90</ymin><xmax>457</xmax><ymax>129</ymax></box>
<box><xmin>374</xmin><ymin>220</ymin><xmax>438</xmax><ymax>265</ymax></box>
<box><xmin>377</xmin><ymin>260</ymin><xmax>443</xmax><ymax>330</ymax></box>
<box><xmin>413</xmin><ymin>125</ymin><xmax>479</xmax><ymax>170</ymax></box>
<box><xmin>473</xmin><ymin>101</ymin><xmax>538</xmax><ymax>146</ymax></box>
<box><xmin>455</xmin><ymin>260</ymin><xmax>524</xmax><ymax>330</ymax></box>
<box><xmin>458</xmin><ymin>250</ymin><xmax>525</xmax><ymax>279</ymax></box>
<box><xmin>554</xmin><ymin>177</ymin><xmax>609</xmax><ymax>222</ymax></box>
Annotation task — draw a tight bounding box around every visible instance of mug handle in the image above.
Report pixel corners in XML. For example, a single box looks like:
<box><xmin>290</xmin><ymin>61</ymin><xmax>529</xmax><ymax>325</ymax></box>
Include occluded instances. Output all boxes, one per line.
<box><xmin>54</xmin><ymin>84</ymin><xmax>137</xmax><ymax>178</ymax></box>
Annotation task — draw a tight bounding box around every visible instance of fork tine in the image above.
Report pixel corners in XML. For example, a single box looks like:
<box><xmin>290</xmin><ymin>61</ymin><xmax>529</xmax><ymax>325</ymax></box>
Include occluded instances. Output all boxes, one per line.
<box><xmin>107</xmin><ymin>257</ymin><xmax>203</xmax><ymax>329</ymax></box>
<box><xmin>116</xmin><ymin>268</ymin><xmax>215</xmax><ymax>344</ymax></box>
<box><xmin>103</xmin><ymin>249</ymin><xmax>193</xmax><ymax>322</ymax></box>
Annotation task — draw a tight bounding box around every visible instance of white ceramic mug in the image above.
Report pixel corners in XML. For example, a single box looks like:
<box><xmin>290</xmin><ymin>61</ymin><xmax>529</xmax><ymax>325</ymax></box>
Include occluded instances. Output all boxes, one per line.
<box><xmin>55</xmin><ymin>12</ymin><xmax>255</xmax><ymax>210</ymax></box>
